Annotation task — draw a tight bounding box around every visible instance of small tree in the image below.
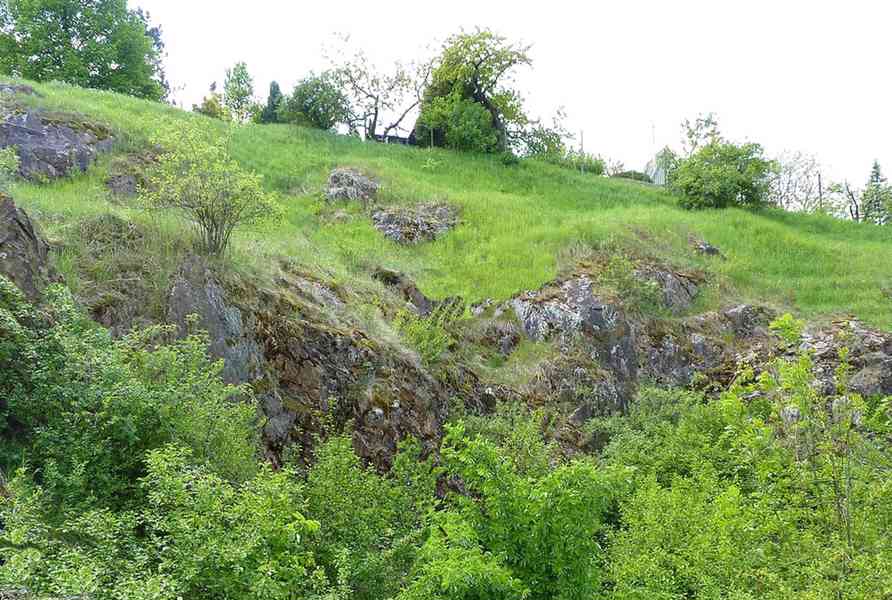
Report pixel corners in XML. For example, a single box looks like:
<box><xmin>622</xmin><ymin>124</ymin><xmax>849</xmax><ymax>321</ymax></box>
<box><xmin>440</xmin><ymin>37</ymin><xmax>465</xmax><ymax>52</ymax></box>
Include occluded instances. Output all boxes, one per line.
<box><xmin>278</xmin><ymin>71</ymin><xmax>350</xmax><ymax>130</ymax></box>
<box><xmin>259</xmin><ymin>81</ymin><xmax>283</xmax><ymax>124</ymax></box>
<box><xmin>192</xmin><ymin>81</ymin><xmax>228</xmax><ymax>120</ymax></box>
<box><xmin>862</xmin><ymin>160</ymin><xmax>891</xmax><ymax>225</ymax></box>
<box><xmin>671</xmin><ymin>140</ymin><xmax>777</xmax><ymax>209</ymax></box>
<box><xmin>769</xmin><ymin>151</ymin><xmax>823</xmax><ymax>212</ymax></box>
<box><xmin>142</xmin><ymin>122</ymin><xmax>280</xmax><ymax>255</ymax></box>
<box><xmin>223</xmin><ymin>61</ymin><xmax>255</xmax><ymax>123</ymax></box>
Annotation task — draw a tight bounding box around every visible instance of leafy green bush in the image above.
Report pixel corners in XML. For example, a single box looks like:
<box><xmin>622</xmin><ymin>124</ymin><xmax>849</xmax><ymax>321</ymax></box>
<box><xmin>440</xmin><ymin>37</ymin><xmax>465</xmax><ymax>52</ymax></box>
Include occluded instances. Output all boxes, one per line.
<box><xmin>0</xmin><ymin>276</ymin><xmax>258</xmax><ymax>508</ymax></box>
<box><xmin>671</xmin><ymin>141</ymin><xmax>777</xmax><ymax>209</ymax></box>
<box><xmin>603</xmin><ymin>351</ymin><xmax>892</xmax><ymax>598</ymax></box>
<box><xmin>303</xmin><ymin>437</ymin><xmax>437</xmax><ymax>600</ymax></box>
<box><xmin>417</xmin><ymin>95</ymin><xmax>501</xmax><ymax>153</ymax></box>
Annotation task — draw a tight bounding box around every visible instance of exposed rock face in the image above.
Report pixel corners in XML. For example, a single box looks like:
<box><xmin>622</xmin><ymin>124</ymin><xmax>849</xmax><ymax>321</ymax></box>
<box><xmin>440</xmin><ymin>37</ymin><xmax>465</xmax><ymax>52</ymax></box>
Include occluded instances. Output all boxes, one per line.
<box><xmin>371</xmin><ymin>203</ymin><xmax>458</xmax><ymax>245</ymax></box>
<box><xmin>257</xmin><ymin>307</ymin><xmax>446</xmax><ymax>468</ymax></box>
<box><xmin>0</xmin><ymin>109</ymin><xmax>113</xmax><ymax>181</ymax></box>
<box><xmin>509</xmin><ymin>272</ymin><xmax>777</xmax><ymax>418</ymax></box>
<box><xmin>511</xmin><ymin>276</ymin><xmax>638</xmax><ymax>409</ymax></box>
<box><xmin>0</xmin><ymin>197</ymin><xmax>58</xmax><ymax>302</ymax></box>
<box><xmin>635</xmin><ymin>267</ymin><xmax>700</xmax><ymax>313</ymax></box>
<box><xmin>166</xmin><ymin>258</ymin><xmax>448</xmax><ymax>469</ymax></box>
<box><xmin>800</xmin><ymin>319</ymin><xmax>892</xmax><ymax>397</ymax></box>
<box><xmin>167</xmin><ymin>256</ymin><xmax>266</xmax><ymax>386</ymax></box>
<box><xmin>325</xmin><ymin>168</ymin><xmax>378</xmax><ymax>204</ymax></box>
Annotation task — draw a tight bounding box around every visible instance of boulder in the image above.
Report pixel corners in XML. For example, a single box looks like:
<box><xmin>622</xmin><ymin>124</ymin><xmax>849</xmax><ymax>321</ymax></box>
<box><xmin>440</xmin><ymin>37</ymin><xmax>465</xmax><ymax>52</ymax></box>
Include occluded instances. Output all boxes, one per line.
<box><xmin>690</xmin><ymin>237</ymin><xmax>724</xmax><ymax>258</ymax></box>
<box><xmin>371</xmin><ymin>203</ymin><xmax>458</xmax><ymax>245</ymax></box>
<box><xmin>0</xmin><ymin>109</ymin><xmax>113</xmax><ymax>181</ymax></box>
<box><xmin>0</xmin><ymin>197</ymin><xmax>59</xmax><ymax>301</ymax></box>
<box><xmin>324</xmin><ymin>168</ymin><xmax>378</xmax><ymax>203</ymax></box>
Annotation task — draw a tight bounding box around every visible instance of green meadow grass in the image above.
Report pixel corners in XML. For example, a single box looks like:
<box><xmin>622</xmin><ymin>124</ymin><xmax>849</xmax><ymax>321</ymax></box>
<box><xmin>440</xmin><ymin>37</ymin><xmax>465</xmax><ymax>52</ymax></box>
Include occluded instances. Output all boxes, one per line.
<box><xmin>6</xmin><ymin>79</ymin><xmax>892</xmax><ymax>329</ymax></box>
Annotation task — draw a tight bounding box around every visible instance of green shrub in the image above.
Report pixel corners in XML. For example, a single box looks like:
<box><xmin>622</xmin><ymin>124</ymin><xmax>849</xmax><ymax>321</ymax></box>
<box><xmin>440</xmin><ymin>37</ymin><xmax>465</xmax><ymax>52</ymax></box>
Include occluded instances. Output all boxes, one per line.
<box><xmin>417</xmin><ymin>95</ymin><xmax>501</xmax><ymax>153</ymax></box>
<box><xmin>393</xmin><ymin>301</ymin><xmax>464</xmax><ymax>364</ymax></box>
<box><xmin>0</xmin><ymin>276</ymin><xmax>258</xmax><ymax>509</ymax></box>
<box><xmin>142</xmin><ymin>121</ymin><xmax>281</xmax><ymax>255</ymax></box>
<box><xmin>597</xmin><ymin>255</ymin><xmax>662</xmax><ymax>313</ymax></box>
<box><xmin>671</xmin><ymin>141</ymin><xmax>777</xmax><ymax>209</ymax></box>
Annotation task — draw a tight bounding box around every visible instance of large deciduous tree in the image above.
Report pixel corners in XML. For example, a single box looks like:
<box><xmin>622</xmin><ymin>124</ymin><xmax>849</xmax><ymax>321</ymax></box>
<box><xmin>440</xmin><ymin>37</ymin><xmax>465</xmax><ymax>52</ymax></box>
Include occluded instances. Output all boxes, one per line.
<box><xmin>769</xmin><ymin>151</ymin><xmax>824</xmax><ymax>212</ymax></box>
<box><xmin>326</xmin><ymin>35</ymin><xmax>431</xmax><ymax>140</ymax></box>
<box><xmin>0</xmin><ymin>0</ymin><xmax>168</xmax><ymax>100</ymax></box>
<box><xmin>416</xmin><ymin>29</ymin><xmax>531</xmax><ymax>153</ymax></box>
<box><xmin>278</xmin><ymin>71</ymin><xmax>350</xmax><ymax>131</ymax></box>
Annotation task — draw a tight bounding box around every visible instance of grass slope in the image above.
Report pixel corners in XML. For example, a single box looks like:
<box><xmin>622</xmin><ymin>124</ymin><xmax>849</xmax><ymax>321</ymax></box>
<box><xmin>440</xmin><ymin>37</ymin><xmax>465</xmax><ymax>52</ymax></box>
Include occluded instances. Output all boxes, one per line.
<box><xmin>7</xmin><ymin>79</ymin><xmax>892</xmax><ymax>328</ymax></box>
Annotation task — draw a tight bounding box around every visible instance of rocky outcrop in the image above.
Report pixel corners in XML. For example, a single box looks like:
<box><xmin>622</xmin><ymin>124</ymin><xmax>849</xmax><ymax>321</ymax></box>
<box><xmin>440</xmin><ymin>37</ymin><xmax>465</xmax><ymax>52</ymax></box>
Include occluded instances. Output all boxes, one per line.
<box><xmin>0</xmin><ymin>197</ymin><xmax>59</xmax><ymax>301</ymax></box>
<box><xmin>0</xmin><ymin>83</ymin><xmax>37</xmax><ymax>96</ymax></box>
<box><xmin>511</xmin><ymin>276</ymin><xmax>639</xmax><ymax>409</ymax></box>
<box><xmin>635</xmin><ymin>267</ymin><xmax>700</xmax><ymax>313</ymax></box>
<box><xmin>166</xmin><ymin>259</ymin><xmax>448</xmax><ymax>469</ymax></box>
<box><xmin>800</xmin><ymin>319</ymin><xmax>892</xmax><ymax>397</ymax></box>
<box><xmin>690</xmin><ymin>236</ymin><xmax>724</xmax><ymax>258</ymax></box>
<box><xmin>371</xmin><ymin>203</ymin><xmax>458</xmax><ymax>245</ymax></box>
<box><xmin>508</xmin><ymin>271</ymin><xmax>777</xmax><ymax>418</ymax></box>
<box><xmin>0</xmin><ymin>109</ymin><xmax>113</xmax><ymax>181</ymax></box>
<box><xmin>325</xmin><ymin>168</ymin><xmax>379</xmax><ymax>204</ymax></box>
<box><xmin>167</xmin><ymin>256</ymin><xmax>266</xmax><ymax>386</ymax></box>
<box><xmin>256</xmin><ymin>304</ymin><xmax>446</xmax><ymax>468</ymax></box>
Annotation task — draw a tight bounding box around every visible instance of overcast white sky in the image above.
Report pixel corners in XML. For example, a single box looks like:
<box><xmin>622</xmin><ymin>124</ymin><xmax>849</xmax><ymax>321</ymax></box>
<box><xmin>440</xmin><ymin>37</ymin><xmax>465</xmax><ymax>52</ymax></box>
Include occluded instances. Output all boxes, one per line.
<box><xmin>134</xmin><ymin>0</ymin><xmax>890</xmax><ymax>183</ymax></box>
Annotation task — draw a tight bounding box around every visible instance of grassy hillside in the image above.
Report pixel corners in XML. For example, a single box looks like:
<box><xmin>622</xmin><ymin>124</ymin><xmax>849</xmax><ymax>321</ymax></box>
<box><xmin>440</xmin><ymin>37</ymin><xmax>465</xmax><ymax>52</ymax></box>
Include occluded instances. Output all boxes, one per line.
<box><xmin>8</xmin><ymin>79</ymin><xmax>892</xmax><ymax>328</ymax></box>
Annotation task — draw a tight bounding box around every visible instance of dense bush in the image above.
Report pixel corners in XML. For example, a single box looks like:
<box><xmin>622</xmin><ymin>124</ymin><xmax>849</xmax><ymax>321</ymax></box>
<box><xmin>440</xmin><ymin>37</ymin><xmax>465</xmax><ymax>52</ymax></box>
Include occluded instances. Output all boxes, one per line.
<box><xmin>416</xmin><ymin>95</ymin><xmax>501</xmax><ymax>153</ymax></box>
<box><xmin>0</xmin><ymin>276</ymin><xmax>258</xmax><ymax>509</ymax></box>
<box><xmin>671</xmin><ymin>141</ymin><xmax>777</xmax><ymax>209</ymax></box>
<box><xmin>0</xmin><ymin>0</ymin><xmax>169</xmax><ymax>100</ymax></box>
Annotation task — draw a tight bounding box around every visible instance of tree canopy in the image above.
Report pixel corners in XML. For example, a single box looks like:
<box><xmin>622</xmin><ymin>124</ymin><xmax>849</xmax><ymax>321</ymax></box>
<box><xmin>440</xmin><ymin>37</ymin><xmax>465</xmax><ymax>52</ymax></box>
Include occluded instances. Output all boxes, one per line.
<box><xmin>0</xmin><ymin>0</ymin><xmax>168</xmax><ymax>100</ymax></box>
<box><xmin>416</xmin><ymin>29</ymin><xmax>531</xmax><ymax>153</ymax></box>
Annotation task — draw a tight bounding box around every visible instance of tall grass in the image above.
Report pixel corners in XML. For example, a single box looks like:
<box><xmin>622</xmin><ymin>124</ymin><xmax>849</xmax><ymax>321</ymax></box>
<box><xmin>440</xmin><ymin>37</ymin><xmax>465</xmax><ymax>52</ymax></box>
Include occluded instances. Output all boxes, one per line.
<box><xmin>6</xmin><ymin>78</ymin><xmax>892</xmax><ymax>328</ymax></box>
